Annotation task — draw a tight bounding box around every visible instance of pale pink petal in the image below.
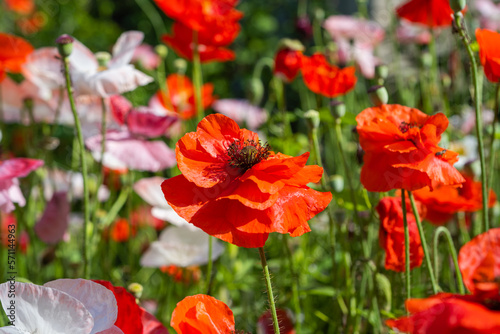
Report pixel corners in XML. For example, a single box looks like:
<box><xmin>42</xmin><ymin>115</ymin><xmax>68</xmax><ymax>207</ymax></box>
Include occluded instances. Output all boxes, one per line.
<box><xmin>22</xmin><ymin>47</ymin><xmax>65</xmax><ymax>100</ymax></box>
<box><xmin>0</xmin><ymin>158</ymin><xmax>44</xmax><ymax>180</ymax></box>
<box><xmin>0</xmin><ymin>179</ymin><xmax>25</xmax><ymax>212</ymax></box>
<box><xmin>44</xmin><ymin>279</ymin><xmax>118</xmax><ymax>334</ymax></box>
<box><xmin>110</xmin><ymin>95</ymin><xmax>132</xmax><ymax>125</ymax></box>
<box><xmin>96</xmin><ymin>326</ymin><xmax>124</xmax><ymax>334</ymax></box>
<box><xmin>109</xmin><ymin>31</ymin><xmax>144</xmax><ymax>68</ymax></box>
<box><xmin>140</xmin><ymin>226</ymin><xmax>224</xmax><ymax>268</ymax></box>
<box><xmin>353</xmin><ymin>43</ymin><xmax>379</xmax><ymax>78</ymax></box>
<box><xmin>0</xmin><ymin>327</ymin><xmax>23</xmax><ymax>333</ymax></box>
<box><xmin>323</xmin><ymin>15</ymin><xmax>385</xmax><ymax>46</ymax></box>
<box><xmin>70</xmin><ymin>39</ymin><xmax>98</xmax><ymax>73</ymax></box>
<box><xmin>0</xmin><ymin>282</ymin><xmax>94</xmax><ymax>334</ymax></box>
<box><xmin>141</xmin><ymin>308</ymin><xmax>169</xmax><ymax>334</ymax></box>
<box><xmin>132</xmin><ymin>44</ymin><xmax>161</xmax><ymax>70</ymax></box>
<box><xmin>212</xmin><ymin>99</ymin><xmax>267</xmax><ymax>130</ymax></box>
<box><xmin>34</xmin><ymin>192</ymin><xmax>69</xmax><ymax>244</ymax></box>
<box><xmin>396</xmin><ymin>23</ymin><xmax>432</xmax><ymax>44</ymax></box>
<box><xmin>336</xmin><ymin>38</ymin><xmax>352</xmax><ymax>64</ymax></box>
<box><xmin>476</xmin><ymin>0</ymin><xmax>500</xmax><ymax>29</ymax></box>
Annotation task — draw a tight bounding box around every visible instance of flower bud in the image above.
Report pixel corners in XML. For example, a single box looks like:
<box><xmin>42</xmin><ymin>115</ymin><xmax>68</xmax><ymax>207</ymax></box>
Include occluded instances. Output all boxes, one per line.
<box><xmin>450</xmin><ymin>0</ymin><xmax>466</xmax><ymax>13</ymax></box>
<box><xmin>173</xmin><ymin>58</ymin><xmax>187</xmax><ymax>74</ymax></box>
<box><xmin>304</xmin><ymin>109</ymin><xmax>320</xmax><ymax>130</ymax></box>
<box><xmin>155</xmin><ymin>44</ymin><xmax>169</xmax><ymax>59</ymax></box>
<box><xmin>330</xmin><ymin>174</ymin><xmax>344</xmax><ymax>192</ymax></box>
<box><xmin>368</xmin><ymin>85</ymin><xmax>389</xmax><ymax>106</ymax></box>
<box><xmin>95</xmin><ymin>51</ymin><xmax>111</xmax><ymax>68</ymax></box>
<box><xmin>330</xmin><ymin>100</ymin><xmax>346</xmax><ymax>119</ymax></box>
<box><xmin>55</xmin><ymin>34</ymin><xmax>74</xmax><ymax>58</ymax></box>
<box><xmin>375</xmin><ymin>64</ymin><xmax>388</xmax><ymax>83</ymax></box>
<box><xmin>278</xmin><ymin>38</ymin><xmax>305</xmax><ymax>52</ymax></box>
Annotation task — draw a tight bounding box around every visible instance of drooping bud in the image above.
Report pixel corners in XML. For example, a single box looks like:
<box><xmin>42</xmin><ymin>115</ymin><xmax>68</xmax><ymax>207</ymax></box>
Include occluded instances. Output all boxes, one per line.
<box><xmin>331</xmin><ymin>100</ymin><xmax>346</xmax><ymax>119</ymax></box>
<box><xmin>55</xmin><ymin>34</ymin><xmax>74</xmax><ymax>58</ymax></box>
<box><xmin>155</xmin><ymin>44</ymin><xmax>168</xmax><ymax>59</ymax></box>
<box><xmin>450</xmin><ymin>0</ymin><xmax>466</xmax><ymax>13</ymax></box>
<box><xmin>304</xmin><ymin>109</ymin><xmax>320</xmax><ymax>130</ymax></box>
<box><xmin>368</xmin><ymin>85</ymin><xmax>389</xmax><ymax>106</ymax></box>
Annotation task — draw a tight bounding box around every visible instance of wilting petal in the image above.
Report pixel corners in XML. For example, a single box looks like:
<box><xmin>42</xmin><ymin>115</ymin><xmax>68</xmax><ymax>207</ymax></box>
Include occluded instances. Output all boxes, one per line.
<box><xmin>44</xmin><ymin>279</ymin><xmax>118</xmax><ymax>334</ymax></box>
<box><xmin>34</xmin><ymin>191</ymin><xmax>69</xmax><ymax>244</ymax></box>
<box><xmin>109</xmin><ymin>31</ymin><xmax>144</xmax><ymax>68</ymax></box>
<box><xmin>0</xmin><ymin>282</ymin><xmax>94</xmax><ymax>334</ymax></box>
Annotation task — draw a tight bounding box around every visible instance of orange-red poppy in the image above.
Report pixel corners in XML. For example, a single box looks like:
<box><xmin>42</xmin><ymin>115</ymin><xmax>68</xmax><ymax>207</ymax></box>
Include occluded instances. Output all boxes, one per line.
<box><xmin>162</xmin><ymin>22</ymin><xmax>238</xmax><ymax>63</ymax></box>
<box><xmin>413</xmin><ymin>173</ymin><xmax>496</xmax><ymax>225</ymax></box>
<box><xmin>170</xmin><ymin>294</ymin><xmax>235</xmax><ymax>333</ymax></box>
<box><xmin>386</xmin><ymin>293</ymin><xmax>500</xmax><ymax>333</ymax></box>
<box><xmin>5</xmin><ymin>0</ymin><xmax>35</xmax><ymax>15</ymax></box>
<box><xmin>274</xmin><ymin>47</ymin><xmax>303</xmax><ymax>83</ymax></box>
<box><xmin>0</xmin><ymin>33</ymin><xmax>34</xmax><ymax>81</ymax></box>
<box><xmin>476</xmin><ymin>28</ymin><xmax>500</xmax><ymax>83</ymax></box>
<box><xmin>156</xmin><ymin>74</ymin><xmax>215</xmax><ymax>120</ymax></box>
<box><xmin>109</xmin><ymin>218</ymin><xmax>136</xmax><ymax>242</ymax></box>
<box><xmin>161</xmin><ymin>114</ymin><xmax>332</xmax><ymax>248</ymax></box>
<box><xmin>300</xmin><ymin>53</ymin><xmax>357</xmax><ymax>98</ymax></box>
<box><xmin>356</xmin><ymin>104</ymin><xmax>465</xmax><ymax>192</ymax></box>
<box><xmin>161</xmin><ymin>265</ymin><xmax>201</xmax><ymax>284</ymax></box>
<box><xmin>376</xmin><ymin>196</ymin><xmax>425</xmax><ymax>272</ymax></box>
<box><xmin>396</xmin><ymin>0</ymin><xmax>463</xmax><ymax>27</ymax></box>
<box><xmin>154</xmin><ymin>0</ymin><xmax>242</xmax><ymax>32</ymax></box>
<box><xmin>16</xmin><ymin>12</ymin><xmax>46</xmax><ymax>35</ymax></box>
<box><xmin>458</xmin><ymin>228</ymin><xmax>500</xmax><ymax>297</ymax></box>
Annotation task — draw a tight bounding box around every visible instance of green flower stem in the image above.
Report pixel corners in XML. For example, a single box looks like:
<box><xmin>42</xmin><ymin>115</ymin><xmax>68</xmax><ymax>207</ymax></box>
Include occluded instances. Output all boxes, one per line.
<box><xmin>408</xmin><ymin>191</ymin><xmax>439</xmax><ymax>294</ymax></box>
<box><xmin>433</xmin><ymin>226</ymin><xmax>465</xmax><ymax>294</ymax></box>
<box><xmin>205</xmin><ymin>236</ymin><xmax>213</xmax><ymax>295</ymax></box>
<box><xmin>453</xmin><ymin>12</ymin><xmax>489</xmax><ymax>231</ymax></box>
<box><xmin>273</xmin><ymin>78</ymin><xmax>292</xmax><ymax>140</ymax></box>
<box><xmin>61</xmin><ymin>54</ymin><xmax>91</xmax><ymax>279</ymax></box>
<box><xmin>487</xmin><ymin>83</ymin><xmax>500</xmax><ymax>203</ymax></box>
<box><xmin>282</xmin><ymin>235</ymin><xmax>302</xmax><ymax>334</ymax></box>
<box><xmin>258</xmin><ymin>247</ymin><xmax>281</xmax><ymax>334</ymax></box>
<box><xmin>457</xmin><ymin>212</ymin><xmax>471</xmax><ymax>244</ymax></box>
<box><xmin>134</xmin><ymin>0</ymin><xmax>165</xmax><ymax>41</ymax></box>
<box><xmin>192</xmin><ymin>30</ymin><xmax>204</xmax><ymax>124</ymax></box>
<box><xmin>401</xmin><ymin>190</ymin><xmax>411</xmax><ymax>301</ymax></box>
<box><xmin>156</xmin><ymin>54</ymin><xmax>174</xmax><ymax>111</ymax></box>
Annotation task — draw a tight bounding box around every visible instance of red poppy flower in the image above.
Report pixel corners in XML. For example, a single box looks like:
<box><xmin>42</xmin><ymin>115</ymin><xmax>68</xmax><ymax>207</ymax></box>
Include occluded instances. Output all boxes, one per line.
<box><xmin>161</xmin><ymin>114</ymin><xmax>332</xmax><ymax>248</ymax></box>
<box><xmin>0</xmin><ymin>33</ymin><xmax>34</xmax><ymax>81</ymax></box>
<box><xmin>5</xmin><ymin>0</ymin><xmax>35</xmax><ymax>15</ymax></box>
<box><xmin>300</xmin><ymin>53</ymin><xmax>357</xmax><ymax>98</ymax></box>
<box><xmin>154</xmin><ymin>0</ymin><xmax>242</xmax><ymax>32</ymax></box>
<box><xmin>155</xmin><ymin>74</ymin><xmax>215</xmax><ymax>120</ymax></box>
<box><xmin>1</xmin><ymin>212</ymin><xmax>16</xmax><ymax>248</ymax></box>
<box><xmin>376</xmin><ymin>196</ymin><xmax>425</xmax><ymax>272</ymax></box>
<box><xmin>386</xmin><ymin>293</ymin><xmax>500</xmax><ymax>333</ymax></box>
<box><xmin>458</xmin><ymin>228</ymin><xmax>500</xmax><ymax>297</ymax></box>
<box><xmin>109</xmin><ymin>218</ymin><xmax>136</xmax><ymax>242</ymax></box>
<box><xmin>170</xmin><ymin>294</ymin><xmax>235</xmax><ymax>333</ymax></box>
<box><xmin>274</xmin><ymin>47</ymin><xmax>303</xmax><ymax>83</ymax></box>
<box><xmin>258</xmin><ymin>309</ymin><xmax>296</xmax><ymax>334</ymax></box>
<box><xmin>162</xmin><ymin>22</ymin><xmax>238</xmax><ymax>63</ymax></box>
<box><xmin>161</xmin><ymin>265</ymin><xmax>201</xmax><ymax>284</ymax></box>
<box><xmin>476</xmin><ymin>28</ymin><xmax>500</xmax><ymax>83</ymax></box>
<box><xmin>16</xmin><ymin>12</ymin><xmax>46</xmax><ymax>35</ymax></box>
<box><xmin>356</xmin><ymin>104</ymin><xmax>465</xmax><ymax>192</ymax></box>
<box><xmin>396</xmin><ymin>0</ymin><xmax>464</xmax><ymax>27</ymax></box>
<box><xmin>413</xmin><ymin>173</ymin><xmax>497</xmax><ymax>225</ymax></box>
<box><xmin>93</xmin><ymin>280</ymin><xmax>169</xmax><ymax>334</ymax></box>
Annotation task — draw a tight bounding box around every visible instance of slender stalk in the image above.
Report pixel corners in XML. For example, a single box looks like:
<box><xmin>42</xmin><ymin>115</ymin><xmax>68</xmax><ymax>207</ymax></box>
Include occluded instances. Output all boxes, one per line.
<box><xmin>282</xmin><ymin>235</ymin><xmax>302</xmax><ymax>334</ymax></box>
<box><xmin>205</xmin><ymin>236</ymin><xmax>213</xmax><ymax>295</ymax></box>
<box><xmin>98</xmin><ymin>97</ymin><xmax>107</xmax><ymax>185</ymax></box>
<box><xmin>401</xmin><ymin>190</ymin><xmax>411</xmax><ymax>301</ymax></box>
<box><xmin>487</xmin><ymin>84</ymin><xmax>500</xmax><ymax>201</ymax></box>
<box><xmin>61</xmin><ymin>54</ymin><xmax>91</xmax><ymax>278</ymax></box>
<box><xmin>258</xmin><ymin>247</ymin><xmax>281</xmax><ymax>334</ymax></box>
<box><xmin>192</xmin><ymin>30</ymin><xmax>204</xmax><ymax>123</ymax></box>
<box><xmin>134</xmin><ymin>0</ymin><xmax>165</xmax><ymax>41</ymax></box>
<box><xmin>408</xmin><ymin>191</ymin><xmax>439</xmax><ymax>294</ymax></box>
<box><xmin>157</xmin><ymin>55</ymin><xmax>174</xmax><ymax>111</ymax></box>
<box><xmin>453</xmin><ymin>12</ymin><xmax>489</xmax><ymax>231</ymax></box>
<box><xmin>433</xmin><ymin>226</ymin><xmax>465</xmax><ymax>294</ymax></box>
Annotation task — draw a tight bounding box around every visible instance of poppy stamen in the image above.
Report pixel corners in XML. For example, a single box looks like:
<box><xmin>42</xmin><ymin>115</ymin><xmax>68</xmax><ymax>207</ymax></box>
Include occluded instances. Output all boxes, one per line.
<box><xmin>399</xmin><ymin>121</ymin><xmax>420</xmax><ymax>133</ymax></box>
<box><xmin>227</xmin><ymin>139</ymin><xmax>271</xmax><ymax>171</ymax></box>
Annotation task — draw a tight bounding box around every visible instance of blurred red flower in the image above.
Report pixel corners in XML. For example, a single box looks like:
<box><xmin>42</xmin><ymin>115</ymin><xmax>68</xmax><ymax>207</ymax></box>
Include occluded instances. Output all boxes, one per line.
<box><xmin>170</xmin><ymin>294</ymin><xmax>235</xmax><ymax>333</ymax></box>
<box><xmin>162</xmin><ymin>22</ymin><xmax>238</xmax><ymax>63</ymax></box>
<box><xmin>0</xmin><ymin>33</ymin><xmax>34</xmax><ymax>81</ymax></box>
<box><xmin>155</xmin><ymin>74</ymin><xmax>215</xmax><ymax>120</ymax></box>
<box><xmin>413</xmin><ymin>173</ymin><xmax>496</xmax><ymax>225</ymax></box>
<box><xmin>161</xmin><ymin>265</ymin><xmax>201</xmax><ymax>284</ymax></box>
<box><xmin>356</xmin><ymin>104</ymin><xmax>465</xmax><ymax>192</ymax></box>
<box><xmin>5</xmin><ymin>0</ymin><xmax>35</xmax><ymax>15</ymax></box>
<box><xmin>161</xmin><ymin>114</ymin><xmax>332</xmax><ymax>248</ymax></box>
<box><xmin>459</xmin><ymin>228</ymin><xmax>500</xmax><ymax>297</ymax></box>
<box><xmin>93</xmin><ymin>280</ymin><xmax>169</xmax><ymax>334</ymax></box>
<box><xmin>258</xmin><ymin>309</ymin><xmax>296</xmax><ymax>334</ymax></box>
<box><xmin>476</xmin><ymin>28</ymin><xmax>500</xmax><ymax>83</ymax></box>
<box><xmin>274</xmin><ymin>47</ymin><xmax>303</xmax><ymax>83</ymax></box>
<box><xmin>376</xmin><ymin>196</ymin><xmax>425</xmax><ymax>272</ymax></box>
<box><xmin>396</xmin><ymin>0</ymin><xmax>463</xmax><ymax>27</ymax></box>
<box><xmin>300</xmin><ymin>53</ymin><xmax>357</xmax><ymax>98</ymax></box>
<box><xmin>109</xmin><ymin>218</ymin><xmax>136</xmax><ymax>242</ymax></box>
<box><xmin>386</xmin><ymin>293</ymin><xmax>500</xmax><ymax>333</ymax></box>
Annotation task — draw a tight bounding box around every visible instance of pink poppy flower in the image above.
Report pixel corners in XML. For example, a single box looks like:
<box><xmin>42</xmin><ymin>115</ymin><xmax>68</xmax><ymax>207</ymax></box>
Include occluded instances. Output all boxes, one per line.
<box><xmin>0</xmin><ymin>279</ymin><xmax>123</xmax><ymax>333</ymax></box>
<box><xmin>133</xmin><ymin>176</ymin><xmax>189</xmax><ymax>226</ymax></box>
<box><xmin>323</xmin><ymin>15</ymin><xmax>385</xmax><ymax>78</ymax></box>
<box><xmin>396</xmin><ymin>22</ymin><xmax>432</xmax><ymax>44</ymax></box>
<box><xmin>70</xmin><ymin>31</ymin><xmax>154</xmax><ymax>97</ymax></box>
<box><xmin>110</xmin><ymin>95</ymin><xmax>177</xmax><ymax>138</ymax></box>
<box><xmin>34</xmin><ymin>191</ymin><xmax>70</xmax><ymax>244</ymax></box>
<box><xmin>0</xmin><ymin>158</ymin><xmax>43</xmax><ymax>213</ymax></box>
<box><xmin>212</xmin><ymin>99</ymin><xmax>267</xmax><ymax>130</ymax></box>
<box><xmin>131</xmin><ymin>44</ymin><xmax>161</xmax><ymax>71</ymax></box>
<box><xmin>86</xmin><ymin>130</ymin><xmax>176</xmax><ymax>172</ymax></box>
<box><xmin>476</xmin><ymin>0</ymin><xmax>500</xmax><ymax>30</ymax></box>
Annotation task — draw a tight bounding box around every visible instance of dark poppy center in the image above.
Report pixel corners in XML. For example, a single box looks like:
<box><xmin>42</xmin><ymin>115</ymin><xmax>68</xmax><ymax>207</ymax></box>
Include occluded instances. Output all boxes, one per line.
<box><xmin>227</xmin><ymin>139</ymin><xmax>271</xmax><ymax>171</ymax></box>
<box><xmin>399</xmin><ymin>121</ymin><xmax>420</xmax><ymax>133</ymax></box>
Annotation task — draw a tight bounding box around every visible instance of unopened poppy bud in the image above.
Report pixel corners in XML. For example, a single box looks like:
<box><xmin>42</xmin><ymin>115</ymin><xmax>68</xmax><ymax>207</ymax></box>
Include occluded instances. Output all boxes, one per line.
<box><xmin>173</xmin><ymin>58</ymin><xmax>187</xmax><ymax>74</ymax></box>
<box><xmin>55</xmin><ymin>34</ymin><xmax>74</xmax><ymax>58</ymax></box>
<box><xmin>331</xmin><ymin>100</ymin><xmax>346</xmax><ymax>119</ymax></box>
<box><xmin>368</xmin><ymin>85</ymin><xmax>389</xmax><ymax>106</ymax></box>
<box><xmin>420</xmin><ymin>52</ymin><xmax>433</xmax><ymax>68</ymax></box>
<box><xmin>128</xmin><ymin>282</ymin><xmax>143</xmax><ymax>299</ymax></box>
<box><xmin>304</xmin><ymin>109</ymin><xmax>320</xmax><ymax>129</ymax></box>
<box><xmin>95</xmin><ymin>51</ymin><xmax>111</xmax><ymax>68</ymax></box>
<box><xmin>450</xmin><ymin>0</ymin><xmax>466</xmax><ymax>13</ymax></box>
<box><xmin>375</xmin><ymin>64</ymin><xmax>388</xmax><ymax>81</ymax></box>
<box><xmin>330</xmin><ymin>174</ymin><xmax>344</xmax><ymax>192</ymax></box>
<box><xmin>248</xmin><ymin>77</ymin><xmax>264</xmax><ymax>105</ymax></box>
<box><xmin>442</xmin><ymin>73</ymin><xmax>452</xmax><ymax>89</ymax></box>
<box><xmin>155</xmin><ymin>44</ymin><xmax>168</xmax><ymax>59</ymax></box>
<box><xmin>314</xmin><ymin>8</ymin><xmax>325</xmax><ymax>21</ymax></box>
<box><xmin>278</xmin><ymin>38</ymin><xmax>305</xmax><ymax>52</ymax></box>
